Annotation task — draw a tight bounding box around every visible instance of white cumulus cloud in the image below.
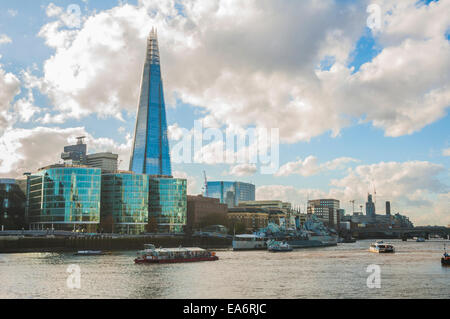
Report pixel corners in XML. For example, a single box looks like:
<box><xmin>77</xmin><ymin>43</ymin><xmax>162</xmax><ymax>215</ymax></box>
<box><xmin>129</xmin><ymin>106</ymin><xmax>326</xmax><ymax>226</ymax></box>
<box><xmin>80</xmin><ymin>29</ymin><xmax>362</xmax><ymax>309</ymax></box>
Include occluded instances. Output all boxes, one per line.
<box><xmin>29</xmin><ymin>0</ymin><xmax>450</xmax><ymax>142</ymax></box>
<box><xmin>0</xmin><ymin>34</ymin><xmax>12</xmax><ymax>45</ymax></box>
<box><xmin>276</xmin><ymin>156</ymin><xmax>358</xmax><ymax>177</ymax></box>
<box><xmin>0</xmin><ymin>126</ymin><xmax>132</xmax><ymax>178</ymax></box>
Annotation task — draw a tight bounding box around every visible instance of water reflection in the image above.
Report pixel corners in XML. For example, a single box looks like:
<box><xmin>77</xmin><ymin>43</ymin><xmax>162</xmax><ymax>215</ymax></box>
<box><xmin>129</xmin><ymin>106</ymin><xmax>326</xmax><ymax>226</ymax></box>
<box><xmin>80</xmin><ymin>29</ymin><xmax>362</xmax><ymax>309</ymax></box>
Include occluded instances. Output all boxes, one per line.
<box><xmin>0</xmin><ymin>240</ymin><xmax>448</xmax><ymax>299</ymax></box>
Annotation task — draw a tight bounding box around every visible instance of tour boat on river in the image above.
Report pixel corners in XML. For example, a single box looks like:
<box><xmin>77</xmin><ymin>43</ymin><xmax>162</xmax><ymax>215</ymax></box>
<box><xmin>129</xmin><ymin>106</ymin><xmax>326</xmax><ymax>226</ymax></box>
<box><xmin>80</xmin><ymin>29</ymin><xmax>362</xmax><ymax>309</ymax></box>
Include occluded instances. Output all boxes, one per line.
<box><xmin>369</xmin><ymin>241</ymin><xmax>395</xmax><ymax>253</ymax></box>
<box><xmin>442</xmin><ymin>245</ymin><xmax>450</xmax><ymax>266</ymax></box>
<box><xmin>134</xmin><ymin>244</ymin><xmax>219</xmax><ymax>264</ymax></box>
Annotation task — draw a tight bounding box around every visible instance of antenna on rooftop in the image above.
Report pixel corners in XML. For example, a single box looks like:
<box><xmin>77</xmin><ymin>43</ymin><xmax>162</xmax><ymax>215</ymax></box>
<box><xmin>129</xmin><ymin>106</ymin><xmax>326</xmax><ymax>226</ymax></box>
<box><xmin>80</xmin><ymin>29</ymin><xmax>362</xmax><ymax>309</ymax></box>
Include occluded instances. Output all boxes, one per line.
<box><xmin>76</xmin><ymin>136</ymin><xmax>86</xmax><ymax>145</ymax></box>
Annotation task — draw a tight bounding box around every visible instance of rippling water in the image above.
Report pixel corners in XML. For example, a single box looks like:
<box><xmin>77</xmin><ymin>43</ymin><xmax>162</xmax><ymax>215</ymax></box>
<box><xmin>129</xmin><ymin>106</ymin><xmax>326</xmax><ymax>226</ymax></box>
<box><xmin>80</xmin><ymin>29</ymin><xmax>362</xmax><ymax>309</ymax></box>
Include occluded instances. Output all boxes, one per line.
<box><xmin>0</xmin><ymin>239</ymin><xmax>448</xmax><ymax>299</ymax></box>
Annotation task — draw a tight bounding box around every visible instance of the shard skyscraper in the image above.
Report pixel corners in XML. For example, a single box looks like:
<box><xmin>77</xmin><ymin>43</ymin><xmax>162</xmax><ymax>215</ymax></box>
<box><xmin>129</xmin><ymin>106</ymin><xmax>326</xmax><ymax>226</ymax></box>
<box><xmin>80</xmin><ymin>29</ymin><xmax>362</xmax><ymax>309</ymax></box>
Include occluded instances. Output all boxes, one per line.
<box><xmin>129</xmin><ymin>28</ymin><xmax>172</xmax><ymax>176</ymax></box>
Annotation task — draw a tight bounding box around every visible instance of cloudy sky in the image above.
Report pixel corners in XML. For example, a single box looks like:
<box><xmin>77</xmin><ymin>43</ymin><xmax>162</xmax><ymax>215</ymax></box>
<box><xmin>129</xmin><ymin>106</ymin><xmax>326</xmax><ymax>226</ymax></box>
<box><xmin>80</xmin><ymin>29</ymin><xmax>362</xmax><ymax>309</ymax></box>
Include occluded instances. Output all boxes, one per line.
<box><xmin>0</xmin><ymin>0</ymin><xmax>449</xmax><ymax>225</ymax></box>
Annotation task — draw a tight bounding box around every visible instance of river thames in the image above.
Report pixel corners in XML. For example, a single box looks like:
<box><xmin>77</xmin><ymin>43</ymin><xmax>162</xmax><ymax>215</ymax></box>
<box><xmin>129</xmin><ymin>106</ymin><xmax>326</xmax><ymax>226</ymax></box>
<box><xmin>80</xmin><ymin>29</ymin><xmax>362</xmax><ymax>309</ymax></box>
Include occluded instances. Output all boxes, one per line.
<box><xmin>0</xmin><ymin>239</ymin><xmax>448</xmax><ymax>299</ymax></box>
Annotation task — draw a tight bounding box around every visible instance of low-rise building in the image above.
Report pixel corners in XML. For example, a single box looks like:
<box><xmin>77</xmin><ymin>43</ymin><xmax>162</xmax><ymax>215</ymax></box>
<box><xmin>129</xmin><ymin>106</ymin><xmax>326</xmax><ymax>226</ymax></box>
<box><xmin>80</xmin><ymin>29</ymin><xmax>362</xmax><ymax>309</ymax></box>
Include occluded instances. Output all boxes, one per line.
<box><xmin>0</xmin><ymin>179</ymin><xmax>26</xmax><ymax>230</ymax></box>
<box><xmin>187</xmin><ymin>195</ymin><xmax>228</xmax><ymax>230</ymax></box>
<box><xmin>238</xmin><ymin>200</ymin><xmax>294</xmax><ymax>227</ymax></box>
<box><xmin>228</xmin><ymin>207</ymin><xmax>269</xmax><ymax>233</ymax></box>
<box><xmin>239</xmin><ymin>200</ymin><xmax>291</xmax><ymax>212</ymax></box>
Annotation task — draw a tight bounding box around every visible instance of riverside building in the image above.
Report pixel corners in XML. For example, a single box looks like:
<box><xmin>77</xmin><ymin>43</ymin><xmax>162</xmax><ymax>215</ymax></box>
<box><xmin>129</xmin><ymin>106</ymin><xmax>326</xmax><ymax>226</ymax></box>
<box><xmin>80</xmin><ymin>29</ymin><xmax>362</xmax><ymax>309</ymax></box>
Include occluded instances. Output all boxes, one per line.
<box><xmin>148</xmin><ymin>176</ymin><xmax>187</xmax><ymax>233</ymax></box>
<box><xmin>0</xmin><ymin>179</ymin><xmax>26</xmax><ymax>230</ymax></box>
<box><xmin>100</xmin><ymin>172</ymin><xmax>149</xmax><ymax>234</ymax></box>
<box><xmin>187</xmin><ymin>195</ymin><xmax>228</xmax><ymax>230</ymax></box>
<box><xmin>307</xmin><ymin>199</ymin><xmax>340</xmax><ymax>228</ymax></box>
<box><xmin>27</xmin><ymin>164</ymin><xmax>101</xmax><ymax>232</ymax></box>
<box><xmin>228</xmin><ymin>207</ymin><xmax>269</xmax><ymax>233</ymax></box>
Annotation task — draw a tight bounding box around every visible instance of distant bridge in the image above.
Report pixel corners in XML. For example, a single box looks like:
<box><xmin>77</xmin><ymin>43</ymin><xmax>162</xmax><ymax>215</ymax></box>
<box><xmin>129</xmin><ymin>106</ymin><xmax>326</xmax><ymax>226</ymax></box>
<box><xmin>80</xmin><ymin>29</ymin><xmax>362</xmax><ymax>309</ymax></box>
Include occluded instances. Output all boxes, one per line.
<box><xmin>349</xmin><ymin>226</ymin><xmax>450</xmax><ymax>239</ymax></box>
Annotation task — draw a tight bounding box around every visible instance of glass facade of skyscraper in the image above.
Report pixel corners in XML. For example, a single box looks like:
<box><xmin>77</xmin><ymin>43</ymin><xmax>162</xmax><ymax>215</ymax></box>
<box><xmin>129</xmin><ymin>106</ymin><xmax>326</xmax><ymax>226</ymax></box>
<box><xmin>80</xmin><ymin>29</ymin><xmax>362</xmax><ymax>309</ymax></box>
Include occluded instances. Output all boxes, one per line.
<box><xmin>148</xmin><ymin>177</ymin><xmax>187</xmax><ymax>233</ymax></box>
<box><xmin>366</xmin><ymin>194</ymin><xmax>376</xmax><ymax>219</ymax></box>
<box><xmin>27</xmin><ymin>165</ymin><xmax>101</xmax><ymax>232</ymax></box>
<box><xmin>101</xmin><ymin>173</ymin><xmax>149</xmax><ymax>234</ymax></box>
<box><xmin>130</xmin><ymin>29</ymin><xmax>171</xmax><ymax>176</ymax></box>
<box><xmin>206</xmin><ymin>181</ymin><xmax>256</xmax><ymax>208</ymax></box>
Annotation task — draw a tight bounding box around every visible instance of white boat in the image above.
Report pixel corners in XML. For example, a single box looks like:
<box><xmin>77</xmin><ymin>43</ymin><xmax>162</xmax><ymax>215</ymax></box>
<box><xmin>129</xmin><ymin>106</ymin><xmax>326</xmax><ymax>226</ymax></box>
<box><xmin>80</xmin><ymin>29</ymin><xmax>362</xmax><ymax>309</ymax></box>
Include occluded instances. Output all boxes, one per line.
<box><xmin>369</xmin><ymin>241</ymin><xmax>395</xmax><ymax>253</ymax></box>
<box><xmin>267</xmin><ymin>240</ymin><xmax>293</xmax><ymax>252</ymax></box>
<box><xmin>232</xmin><ymin>234</ymin><xmax>267</xmax><ymax>251</ymax></box>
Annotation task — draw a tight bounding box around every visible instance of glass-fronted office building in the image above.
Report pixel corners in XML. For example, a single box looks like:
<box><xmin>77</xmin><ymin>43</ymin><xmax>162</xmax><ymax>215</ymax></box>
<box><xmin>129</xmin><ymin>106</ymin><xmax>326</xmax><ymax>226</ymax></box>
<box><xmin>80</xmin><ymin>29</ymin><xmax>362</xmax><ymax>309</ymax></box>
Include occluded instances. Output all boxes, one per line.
<box><xmin>148</xmin><ymin>177</ymin><xmax>187</xmax><ymax>233</ymax></box>
<box><xmin>101</xmin><ymin>173</ymin><xmax>149</xmax><ymax>234</ymax></box>
<box><xmin>0</xmin><ymin>179</ymin><xmax>26</xmax><ymax>230</ymax></box>
<box><xmin>129</xmin><ymin>29</ymin><xmax>171</xmax><ymax>176</ymax></box>
<box><xmin>27</xmin><ymin>165</ymin><xmax>101</xmax><ymax>232</ymax></box>
<box><xmin>206</xmin><ymin>181</ymin><xmax>256</xmax><ymax>208</ymax></box>
<box><xmin>366</xmin><ymin>194</ymin><xmax>376</xmax><ymax>218</ymax></box>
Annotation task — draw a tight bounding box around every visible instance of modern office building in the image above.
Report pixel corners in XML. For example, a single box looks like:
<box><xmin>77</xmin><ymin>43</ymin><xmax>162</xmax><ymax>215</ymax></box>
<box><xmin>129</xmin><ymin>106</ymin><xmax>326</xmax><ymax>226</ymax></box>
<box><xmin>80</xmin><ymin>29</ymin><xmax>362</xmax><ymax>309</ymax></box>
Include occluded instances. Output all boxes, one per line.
<box><xmin>366</xmin><ymin>194</ymin><xmax>376</xmax><ymax>219</ymax></box>
<box><xmin>0</xmin><ymin>179</ymin><xmax>26</xmax><ymax>230</ymax></box>
<box><xmin>61</xmin><ymin>136</ymin><xmax>87</xmax><ymax>165</ymax></box>
<box><xmin>129</xmin><ymin>28</ymin><xmax>171</xmax><ymax>176</ymax></box>
<box><xmin>86</xmin><ymin>152</ymin><xmax>118</xmax><ymax>172</ymax></box>
<box><xmin>148</xmin><ymin>177</ymin><xmax>187</xmax><ymax>233</ymax></box>
<box><xmin>27</xmin><ymin>164</ymin><xmax>101</xmax><ymax>232</ymax></box>
<box><xmin>337</xmin><ymin>209</ymin><xmax>345</xmax><ymax>221</ymax></box>
<box><xmin>307</xmin><ymin>199</ymin><xmax>340</xmax><ymax>228</ymax></box>
<box><xmin>187</xmin><ymin>195</ymin><xmax>228</xmax><ymax>230</ymax></box>
<box><xmin>61</xmin><ymin>138</ymin><xmax>119</xmax><ymax>172</ymax></box>
<box><xmin>386</xmin><ymin>201</ymin><xmax>391</xmax><ymax>216</ymax></box>
<box><xmin>207</xmin><ymin>181</ymin><xmax>255</xmax><ymax>208</ymax></box>
<box><xmin>101</xmin><ymin>172</ymin><xmax>149</xmax><ymax>234</ymax></box>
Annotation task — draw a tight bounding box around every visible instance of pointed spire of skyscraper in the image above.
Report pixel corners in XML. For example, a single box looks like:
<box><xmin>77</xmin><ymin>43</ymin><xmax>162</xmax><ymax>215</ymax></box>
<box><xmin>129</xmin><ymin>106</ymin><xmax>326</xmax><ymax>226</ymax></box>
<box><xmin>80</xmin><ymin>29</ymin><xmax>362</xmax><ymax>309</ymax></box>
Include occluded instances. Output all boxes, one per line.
<box><xmin>146</xmin><ymin>27</ymin><xmax>160</xmax><ymax>65</ymax></box>
<box><xmin>129</xmin><ymin>28</ymin><xmax>171</xmax><ymax>176</ymax></box>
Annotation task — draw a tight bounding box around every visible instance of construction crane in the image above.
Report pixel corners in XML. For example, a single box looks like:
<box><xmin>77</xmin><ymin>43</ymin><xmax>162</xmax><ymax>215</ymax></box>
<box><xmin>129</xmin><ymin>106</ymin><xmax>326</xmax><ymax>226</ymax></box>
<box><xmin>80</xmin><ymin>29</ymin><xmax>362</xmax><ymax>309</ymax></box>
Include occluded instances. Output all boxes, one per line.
<box><xmin>374</xmin><ymin>183</ymin><xmax>377</xmax><ymax>204</ymax></box>
<box><xmin>202</xmin><ymin>170</ymin><xmax>208</xmax><ymax>197</ymax></box>
<box><xmin>369</xmin><ymin>178</ymin><xmax>377</xmax><ymax>204</ymax></box>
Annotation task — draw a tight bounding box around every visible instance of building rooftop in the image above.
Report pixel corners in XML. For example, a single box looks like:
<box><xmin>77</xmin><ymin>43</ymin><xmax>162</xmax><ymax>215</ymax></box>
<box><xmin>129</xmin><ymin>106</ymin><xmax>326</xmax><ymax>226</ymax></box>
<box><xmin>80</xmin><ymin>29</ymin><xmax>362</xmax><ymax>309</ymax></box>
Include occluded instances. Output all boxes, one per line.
<box><xmin>187</xmin><ymin>195</ymin><xmax>222</xmax><ymax>203</ymax></box>
<box><xmin>86</xmin><ymin>152</ymin><xmax>118</xmax><ymax>159</ymax></box>
<box><xmin>228</xmin><ymin>207</ymin><xmax>269</xmax><ymax>214</ymax></box>
<box><xmin>207</xmin><ymin>181</ymin><xmax>255</xmax><ymax>185</ymax></box>
<box><xmin>38</xmin><ymin>163</ymin><xmax>96</xmax><ymax>171</ymax></box>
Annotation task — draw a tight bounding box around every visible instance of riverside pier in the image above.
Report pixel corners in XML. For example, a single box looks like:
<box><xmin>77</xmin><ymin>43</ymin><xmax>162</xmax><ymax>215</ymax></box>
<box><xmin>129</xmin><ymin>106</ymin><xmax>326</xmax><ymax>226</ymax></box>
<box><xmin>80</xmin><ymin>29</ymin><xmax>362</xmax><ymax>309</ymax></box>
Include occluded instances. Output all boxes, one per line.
<box><xmin>0</xmin><ymin>231</ymin><xmax>231</xmax><ymax>254</ymax></box>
